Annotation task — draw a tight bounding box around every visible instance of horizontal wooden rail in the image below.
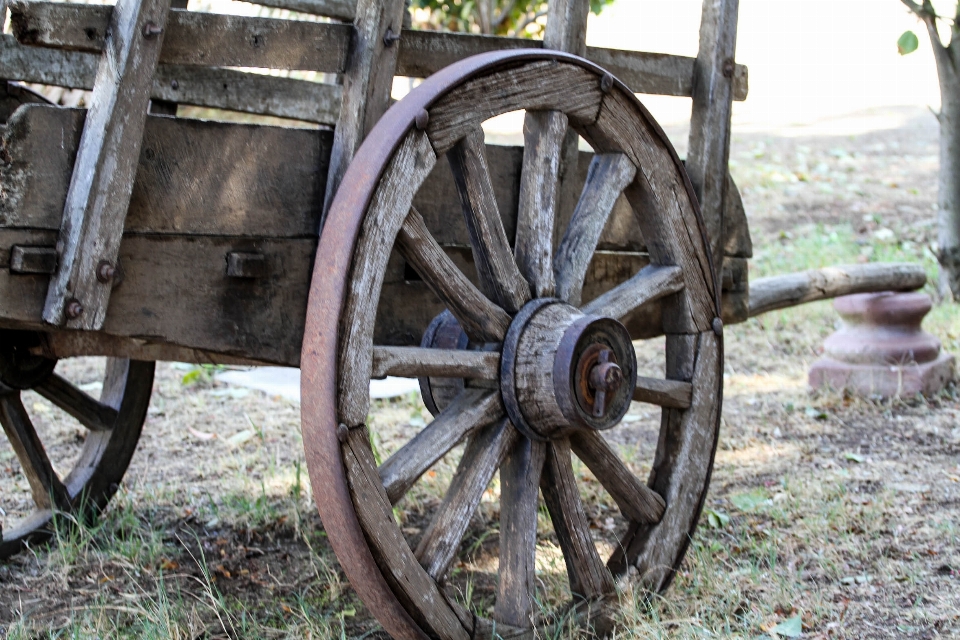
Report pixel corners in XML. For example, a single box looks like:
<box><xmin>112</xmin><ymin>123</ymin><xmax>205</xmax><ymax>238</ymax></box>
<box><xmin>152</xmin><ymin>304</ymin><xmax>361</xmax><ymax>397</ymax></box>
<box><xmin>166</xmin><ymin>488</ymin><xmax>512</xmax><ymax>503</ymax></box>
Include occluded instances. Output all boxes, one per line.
<box><xmin>0</xmin><ymin>35</ymin><xmax>342</xmax><ymax>124</ymax></box>
<box><xmin>748</xmin><ymin>263</ymin><xmax>927</xmax><ymax>317</ymax></box>
<box><xmin>9</xmin><ymin>1</ymin><xmax>748</xmax><ymax>100</ymax></box>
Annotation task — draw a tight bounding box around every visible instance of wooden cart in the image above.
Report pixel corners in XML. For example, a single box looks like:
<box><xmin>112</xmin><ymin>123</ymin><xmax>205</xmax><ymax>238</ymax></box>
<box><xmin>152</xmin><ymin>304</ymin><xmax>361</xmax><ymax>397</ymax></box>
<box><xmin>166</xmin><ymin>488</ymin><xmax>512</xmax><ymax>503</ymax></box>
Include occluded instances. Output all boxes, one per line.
<box><xmin>0</xmin><ymin>0</ymin><xmax>926</xmax><ymax>636</ymax></box>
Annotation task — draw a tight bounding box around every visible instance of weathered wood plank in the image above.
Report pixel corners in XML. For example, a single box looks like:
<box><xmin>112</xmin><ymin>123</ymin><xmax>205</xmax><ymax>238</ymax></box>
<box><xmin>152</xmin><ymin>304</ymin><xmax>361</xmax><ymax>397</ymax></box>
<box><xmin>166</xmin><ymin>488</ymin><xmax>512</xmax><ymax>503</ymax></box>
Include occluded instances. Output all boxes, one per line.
<box><xmin>337</xmin><ymin>130</ymin><xmax>437</xmax><ymax>427</ymax></box>
<box><xmin>10</xmin><ymin>2</ymin><xmax>749</xmax><ymax>99</ymax></box>
<box><xmin>583</xmin><ymin>87</ymin><xmax>717</xmax><ymax>334</ymax></box>
<box><xmin>43</xmin><ymin>0</ymin><xmax>173</xmax><ymax>329</ymax></box>
<box><xmin>370</xmin><ymin>346</ymin><xmax>499</xmax><ymax>380</ymax></box>
<box><xmin>581</xmin><ymin>264</ymin><xmax>684</xmax><ymax>321</ymax></box>
<box><xmin>611</xmin><ymin>331</ymin><xmax>723</xmax><ymax>592</ymax></box>
<box><xmin>0</xmin><ymin>105</ymin><xmax>330</xmax><ymax>238</ymax></box>
<box><xmin>569</xmin><ymin>430</ymin><xmax>665</xmax><ymax>523</ymax></box>
<box><xmin>514</xmin><ymin>110</ymin><xmax>566</xmax><ymax>298</ymax></box>
<box><xmin>341</xmin><ymin>427</ymin><xmax>471</xmax><ymax>640</ymax></box>
<box><xmin>541</xmin><ymin>439</ymin><xmax>615</xmax><ymax>599</ymax></box>
<box><xmin>396</xmin><ymin>208</ymin><xmax>510</xmax><ymax>343</ymax></box>
<box><xmin>496</xmin><ymin>434</ymin><xmax>546</xmax><ymax>629</ymax></box>
<box><xmin>632</xmin><ymin>376</ymin><xmax>693</xmax><ymax>409</ymax></box>
<box><xmin>320</xmin><ymin>0</ymin><xmax>406</xmax><ymax>218</ymax></box>
<box><xmin>685</xmin><ymin>0</ymin><xmax>740</xmax><ymax>267</ymax></box>
<box><xmin>253</xmin><ymin>0</ymin><xmax>355</xmax><ymax>21</ymax></box>
<box><xmin>0</xmin><ymin>391</ymin><xmax>72</xmax><ymax>510</ymax></box>
<box><xmin>415</xmin><ymin>419</ymin><xmax>516</xmax><ymax>581</ymax></box>
<box><xmin>748</xmin><ymin>263</ymin><xmax>927</xmax><ymax>317</ymax></box>
<box><xmin>34</xmin><ymin>373</ymin><xmax>118</xmax><ymax>432</ymax></box>
<box><xmin>427</xmin><ymin>61</ymin><xmax>603</xmax><ymax>155</ymax></box>
<box><xmin>448</xmin><ymin>128</ymin><xmax>531</xmax><ymax>313</ymax></box>
<box><xmin>0</xmin><ymin>230</ymin><xmax>317</xmax><ymax>366</ymax></box>
<box><xmin>555</xmin><ymin>153</ymin><xmax>637</xmax><ymax>306</ymax></box>
<box><xmin>379</xmin><ymin>390</ymin><xmax>503</xmax><ymax>504</ymax></box>
<box><xmin>148</xmin><ymin>0</ymin><xmax>188</xmax><ymax>116</ymax></box>
<box><xmin>10</xmin><ymin>3</ymin><xmax>353</xmax><ymax>72</ymax></box>
<box><xmin>0</xmin><ymin>36</ymin><xmax>342</xmax><ymax>124</ymax></box>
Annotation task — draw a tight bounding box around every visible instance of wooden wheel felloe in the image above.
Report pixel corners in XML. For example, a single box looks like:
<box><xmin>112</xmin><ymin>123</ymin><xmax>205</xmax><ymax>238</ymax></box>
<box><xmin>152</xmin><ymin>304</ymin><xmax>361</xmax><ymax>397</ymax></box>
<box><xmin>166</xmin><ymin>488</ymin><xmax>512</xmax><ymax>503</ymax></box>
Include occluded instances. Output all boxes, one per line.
<box><xmin>301</xmin><ymin>50</ymin><xmax>723</xmax><ymax>638</ymax></box>
<box><xmin>0</xmin><ymin>331</ymin><xmax>154</xmax><ymax>558</ymax></box>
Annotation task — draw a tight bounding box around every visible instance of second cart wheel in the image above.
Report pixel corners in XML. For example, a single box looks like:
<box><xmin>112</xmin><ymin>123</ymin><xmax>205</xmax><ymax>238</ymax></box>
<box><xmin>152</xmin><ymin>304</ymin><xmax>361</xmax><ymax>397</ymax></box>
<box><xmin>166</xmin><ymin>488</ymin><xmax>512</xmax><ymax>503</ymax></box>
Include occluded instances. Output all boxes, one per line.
<box><xmin>0</xmin><ymin>331</ymin><xmax>154</xmax><ymax>558</ymax></box>
<box><xmin>301</xmin><ymin>50</ymin><xmax>723</xmax><ymax>638</ymax></box>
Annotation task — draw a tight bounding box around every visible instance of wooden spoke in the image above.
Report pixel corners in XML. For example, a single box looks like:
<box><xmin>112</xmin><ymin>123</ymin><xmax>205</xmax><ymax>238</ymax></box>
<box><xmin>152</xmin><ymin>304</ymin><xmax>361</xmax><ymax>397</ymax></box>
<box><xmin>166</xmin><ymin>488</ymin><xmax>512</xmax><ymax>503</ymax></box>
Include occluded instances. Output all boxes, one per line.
<box><xmin>0</xmin><ymin>392</ymin><xmax>71</xmax><ymax>511</ymax></box>
<box><xmin>633</xmin><ymin>376</ymin><xmax>693</xmax><ymax>409</ymax></box>
<box><xmin>569</xmin><ymin>431</ymin><xmax>665</xmax><ymax>524</ymax></box>
<box><xmin>448</xmin><ymin>127</ymin><xmax>531</xmax><ymax>313</ymax></box>
<box><xmin>379</xmin><ymin>389</ymin><xmax>503</xmax><ymax>504</ymax></box>
<box><xmin>541</xmin><ymin>439</ymin><xmax>615</xmax><ymax>600</ymax></box>
<box><xmin>496</xmin><ymin>434</ymin><xmax>546</xmax><ymax>629</ymax></box>
<box><xmin>34</xmin><ymin>373</ymin><xmax>118</xmax><ymax>432</ymax></box>
<box><xmin>581</xmin><ymin>264</ymin><xmax>684</xmax><ymax>320</ymax></box>
<box><xmin>555</xmin><ymin>153</ymin><xmax>638</xmax><ymax>306</ymax></box>
<box><xmin>416</xmin><ymin>420</ymin><xmax>518</xmax><ymax>581</ymax></box>
<box><xmin>371</xmin><ymin>346</ymin><xmax>499</xmax><ymax>380</ymax></box>
<box><xmin>396</xmin><ymin>207</ymin><xmax>510</xmax><ymax>343</ymax></box>
<box><xmin>515</xmin><ymin>110</ymin><xmax>568</xmax><ymax>298</ymax></box>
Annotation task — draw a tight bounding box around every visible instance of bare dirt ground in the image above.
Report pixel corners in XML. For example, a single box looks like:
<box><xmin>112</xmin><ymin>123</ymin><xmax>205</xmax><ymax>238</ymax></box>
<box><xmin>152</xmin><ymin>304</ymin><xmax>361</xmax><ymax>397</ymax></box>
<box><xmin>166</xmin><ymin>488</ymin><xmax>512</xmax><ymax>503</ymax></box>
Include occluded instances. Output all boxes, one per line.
<box><xmin>1</xmin><ymin>106</ymin><xmax>959</xmax><ymax>638</ymax></box>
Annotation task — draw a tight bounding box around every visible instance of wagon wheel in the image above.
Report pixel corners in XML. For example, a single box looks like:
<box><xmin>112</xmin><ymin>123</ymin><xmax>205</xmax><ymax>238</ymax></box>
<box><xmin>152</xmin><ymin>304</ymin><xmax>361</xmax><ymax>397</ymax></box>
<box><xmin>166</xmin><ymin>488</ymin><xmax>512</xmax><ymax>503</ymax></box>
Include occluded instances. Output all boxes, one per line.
<box><xmin>301</xmin><ymin>50</ymin><xmax>723</xmax><ymax>638</ymax></box>
<box><xmin>0</xmin><ymin>331</ymin><xmax>154</xmax><ymax>558</ymax></box>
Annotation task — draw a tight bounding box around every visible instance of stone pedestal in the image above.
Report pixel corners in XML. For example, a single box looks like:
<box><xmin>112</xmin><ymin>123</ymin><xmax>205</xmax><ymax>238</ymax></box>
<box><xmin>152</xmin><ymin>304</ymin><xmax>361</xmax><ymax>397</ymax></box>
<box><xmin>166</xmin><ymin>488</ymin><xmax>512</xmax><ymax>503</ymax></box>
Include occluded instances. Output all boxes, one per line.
<box><xmin>809</xmin><ymin>292</ymin><xmax>955</xmax><ymax>398</ymax></box>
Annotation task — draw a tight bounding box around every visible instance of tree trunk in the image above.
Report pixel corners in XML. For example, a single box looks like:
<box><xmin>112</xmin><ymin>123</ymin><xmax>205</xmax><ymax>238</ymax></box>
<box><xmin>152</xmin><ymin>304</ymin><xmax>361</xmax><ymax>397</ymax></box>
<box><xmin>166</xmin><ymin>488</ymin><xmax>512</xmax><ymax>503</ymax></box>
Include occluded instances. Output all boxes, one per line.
<box><xmin>936</xmin><ymin>43</ymin><xmax>960</xmax><ymax>299</ymax></box>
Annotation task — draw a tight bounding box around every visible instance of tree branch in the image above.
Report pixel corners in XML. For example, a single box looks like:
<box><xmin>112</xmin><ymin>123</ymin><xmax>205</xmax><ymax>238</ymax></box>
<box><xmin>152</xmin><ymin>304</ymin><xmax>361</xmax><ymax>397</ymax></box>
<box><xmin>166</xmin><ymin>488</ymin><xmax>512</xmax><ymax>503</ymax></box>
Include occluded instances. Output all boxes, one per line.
<box><xmin>511</xmin><ymin>8</ymin><xmax>547</xmax><ymax>37</ymax></box>
<box><xmin>492</xmin><ymin>0</ymin><xmax>518</xmax><ymax>30</ymax></box>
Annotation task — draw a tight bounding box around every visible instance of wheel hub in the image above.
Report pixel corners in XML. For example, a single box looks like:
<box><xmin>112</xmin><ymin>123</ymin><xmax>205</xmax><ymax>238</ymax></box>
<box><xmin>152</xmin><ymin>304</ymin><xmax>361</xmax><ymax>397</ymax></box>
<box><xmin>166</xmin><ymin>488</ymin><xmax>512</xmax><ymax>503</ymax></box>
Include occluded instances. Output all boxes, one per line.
<box><xmin>501</xmin><ymin>299</ymin><xmax>637</xmax><ymax>440</ymax></box>
<box><xmin>0</xmin><ymin>331</ymin><xmax>57</xmax><ymax>391</ymax></box>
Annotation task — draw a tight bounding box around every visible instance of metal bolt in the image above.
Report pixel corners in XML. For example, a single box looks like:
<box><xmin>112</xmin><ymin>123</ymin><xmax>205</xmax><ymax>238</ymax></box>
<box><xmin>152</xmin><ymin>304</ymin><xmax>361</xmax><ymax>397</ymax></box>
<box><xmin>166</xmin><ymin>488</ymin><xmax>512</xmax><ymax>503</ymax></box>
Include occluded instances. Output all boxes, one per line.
<box><xmin>600</xmin><ymin>73</ymin><xmax>614</xmax><ymax>94</ymax></box>
<box><xmin>336</xmin><ymin>423</ymin><xmax>349</xmax><ymax>443</ymax></box>
<box><xmin>142</xmin><ymin>22</ymin><xmax>163</xmax><ymax>38</ymax></box>
<box><xmin>587</xmin><ymin>349</ymin><xmax>623</xmax><ymax>418</ymax></box>
<box><xmin>712</xmin><ymin>317</ymin><xmax>724</xmax><ymax>336</ymax></box>
<box><xmin>722</xmin><ymin>58</ymin><xmax>735</xmax><ymax>78</ymax></box>
<box><xmin>170</xmin><ymin>79</ymin><xmax>179</xmax><ymax>90</ymax></box>
<box><xmin>415</xmin><ymin>108</ymin><xmax>429</xmax><ymax>131</ymax></box>
<box><xmin>66</xmin><ymin>299</ymin><xmax>84</xmax><ymax>320</ymax></box>
<box><xmin>383</xmin><ymin>27</ymin><xmax>401</xmax><ymax>47</ymax></box>
<box><xmin>96</xmin><ymin>260</ymin><xmax>116</xmax><ymax>284</ymax></box>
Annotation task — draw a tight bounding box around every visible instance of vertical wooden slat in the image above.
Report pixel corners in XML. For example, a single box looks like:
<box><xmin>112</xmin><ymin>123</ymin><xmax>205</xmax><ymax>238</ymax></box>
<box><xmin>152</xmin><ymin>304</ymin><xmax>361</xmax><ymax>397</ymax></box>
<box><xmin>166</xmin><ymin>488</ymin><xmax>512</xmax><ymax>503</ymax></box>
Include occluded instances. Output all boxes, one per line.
<box><xmin>321</xmin><ymin>0</ymin><xmax>408</xmax><ymax>221</ymax></box>
<box><xmin>496</xmin><ymin>435</ymin><xmax>546</xmax><ymax>628</ymax></box>
<box><xmin>686</xmin><ymin>0</ymin><xmax>740</xmax><ymax>269</ymax></box>
<box><xmin>542</xmin><ymin>0</ymin><xmax>592</xmax><ymax>261</ymax></box>
<box><xmin>42</xmin><ymin>0</ymin><xmax>173</xmax><ymax>329</ymax></box>
<box><xmin>148</xmin><ymin>0</ymin><xmax>188</xmax><ymax>116</ymax></box>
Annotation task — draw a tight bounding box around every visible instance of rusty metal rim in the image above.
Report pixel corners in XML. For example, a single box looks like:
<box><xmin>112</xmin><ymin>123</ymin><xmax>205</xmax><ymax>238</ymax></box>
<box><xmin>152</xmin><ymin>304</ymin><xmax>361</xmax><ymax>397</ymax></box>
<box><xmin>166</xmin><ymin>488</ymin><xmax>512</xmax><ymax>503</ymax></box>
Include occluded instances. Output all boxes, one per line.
<box><xmin>300</xmin><ymin>48</ymin><xmax>720</xmax><ymax>640</ymax></box>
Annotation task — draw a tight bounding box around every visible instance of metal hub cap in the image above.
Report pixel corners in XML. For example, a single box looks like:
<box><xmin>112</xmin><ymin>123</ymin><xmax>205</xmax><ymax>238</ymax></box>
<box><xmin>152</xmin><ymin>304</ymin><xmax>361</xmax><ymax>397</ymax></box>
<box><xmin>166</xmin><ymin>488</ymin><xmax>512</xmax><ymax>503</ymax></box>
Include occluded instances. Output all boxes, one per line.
<box><xmin>501</xmin><ymin>299</ymin><xmax>637</xmax><ymax>440</ymax></box>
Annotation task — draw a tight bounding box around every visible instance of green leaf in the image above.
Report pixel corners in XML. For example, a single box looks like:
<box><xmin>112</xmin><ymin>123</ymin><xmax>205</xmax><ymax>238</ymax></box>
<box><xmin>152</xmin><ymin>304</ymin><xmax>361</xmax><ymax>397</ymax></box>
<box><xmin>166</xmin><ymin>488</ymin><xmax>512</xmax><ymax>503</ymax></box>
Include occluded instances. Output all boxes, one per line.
<box><xmin>771</xmin><ymin>615</ymin><xmax>803</xmax><ymax>638</ymax></box>
<box><xmin>898</xmin><ymin>30</ymin><xmax>919</xmax><ymax>55</ymax></box>
<box><xmin>706</xmin><ymin>509</ymin><xmax>730</xmax><ymax>529</ymax></box>
<box><xmin>843</xmin><ymin>452</ymin><xmax>865</xmax><ymax>463</ymax></box>
<box><xmin>181</xmin><ymin>369</ymin><xmax>202</xmax><ymax>385</ymax></box>
<box><xmin>730</xmin><ymin>490</ymin><xmax>767</xmax><ymax>512</ymax></box>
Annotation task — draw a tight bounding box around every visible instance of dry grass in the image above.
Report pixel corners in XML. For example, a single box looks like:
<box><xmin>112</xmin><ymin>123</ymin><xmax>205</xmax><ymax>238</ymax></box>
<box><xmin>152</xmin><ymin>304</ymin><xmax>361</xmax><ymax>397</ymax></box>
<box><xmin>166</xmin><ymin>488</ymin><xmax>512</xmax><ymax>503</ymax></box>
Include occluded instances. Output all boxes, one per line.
<box><xmin>2</xmin><ymin>108</ymin><xmax>960</xmax><ymax>638</ymax></box>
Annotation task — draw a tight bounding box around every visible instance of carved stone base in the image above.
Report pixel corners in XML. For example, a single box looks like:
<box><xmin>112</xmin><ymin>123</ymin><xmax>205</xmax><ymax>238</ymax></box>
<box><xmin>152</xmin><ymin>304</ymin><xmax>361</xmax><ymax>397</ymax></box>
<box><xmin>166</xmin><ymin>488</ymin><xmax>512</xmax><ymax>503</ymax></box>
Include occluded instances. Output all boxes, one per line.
<box><xmin>809</xmin><ymin>292</ymin><xmax>955</xmax><ymax>398</ymax></box>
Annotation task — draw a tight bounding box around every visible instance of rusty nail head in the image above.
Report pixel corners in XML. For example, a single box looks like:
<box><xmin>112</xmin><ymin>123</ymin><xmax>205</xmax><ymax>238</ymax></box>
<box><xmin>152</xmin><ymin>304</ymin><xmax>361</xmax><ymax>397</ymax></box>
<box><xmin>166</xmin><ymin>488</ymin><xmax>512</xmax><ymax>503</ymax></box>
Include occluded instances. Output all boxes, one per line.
<box><xmin>712</xmin><ymin>317</ymin><xmax>724</xmax><ymax>336</ymax></box>
<box><xmin>415</xmin><ymin>108</ymin><xmax>429</xmax><ymax>131</ymax></box>
<box><xmin>383</xmin><ymin>27</ymin><xmax>401</xmax><ymax>47</ymax></box>
<box><xmin>143</xmin><ymin>22</ymin><xmax>163</xmax><ymax>38</ymax></box>
<box><xmin>96</xmin><ymin>260</ymin><xmax>116</xmax><ymax>284</ymax></box>
<box><xmin>722</xmin><ymin>59</ymin><xmax>735</xmax><ymax>78</ymax></box>
<box><xmin>66</xmin><ymin>299</ymin><xmax>83</xmax><ymax>319</ymax></box>
<box><xmin>600</xmin><ymin>73</ymin><xmax>614</xmax><ymax>93</ymax></box>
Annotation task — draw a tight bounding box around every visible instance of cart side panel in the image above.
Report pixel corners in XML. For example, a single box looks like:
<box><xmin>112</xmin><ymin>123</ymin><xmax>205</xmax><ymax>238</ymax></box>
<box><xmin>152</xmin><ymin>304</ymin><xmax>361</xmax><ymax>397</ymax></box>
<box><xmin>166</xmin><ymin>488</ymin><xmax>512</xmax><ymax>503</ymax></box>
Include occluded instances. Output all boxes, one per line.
<box><xmin>1</xmin><ymin>104</ymin><xmax>749</xmax><ymax>364</ymax></box>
